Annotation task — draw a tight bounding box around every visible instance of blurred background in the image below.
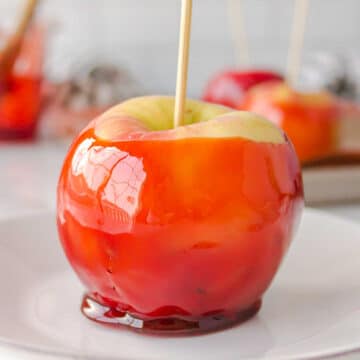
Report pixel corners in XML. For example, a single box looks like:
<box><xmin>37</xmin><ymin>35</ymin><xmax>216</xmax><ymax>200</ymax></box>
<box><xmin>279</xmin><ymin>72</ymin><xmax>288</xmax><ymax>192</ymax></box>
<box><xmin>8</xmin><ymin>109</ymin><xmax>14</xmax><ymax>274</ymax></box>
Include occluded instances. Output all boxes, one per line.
<box><xmin>1</xmin><ymin>0</ymin><xmax>360</xmax><ymax>95</ymax></box>
<box><xmin>1</xmin><ymin>0</ymin><xmax>360</xmax><ymax>209</ymax></box>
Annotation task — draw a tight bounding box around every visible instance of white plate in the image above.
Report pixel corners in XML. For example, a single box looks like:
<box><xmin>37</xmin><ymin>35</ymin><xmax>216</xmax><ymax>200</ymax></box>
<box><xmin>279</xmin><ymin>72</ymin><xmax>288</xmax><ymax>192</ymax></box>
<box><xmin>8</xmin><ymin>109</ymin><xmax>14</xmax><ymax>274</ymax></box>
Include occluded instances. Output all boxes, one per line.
<box><xmin>0</xmin><ymin>209</ymin><xmax>360</xmax><ymax>360</ymax></box>
<box><xmin>303</xmin><ymin>165</ymin><xmax>360</xmax><ymax>204</ymax></box>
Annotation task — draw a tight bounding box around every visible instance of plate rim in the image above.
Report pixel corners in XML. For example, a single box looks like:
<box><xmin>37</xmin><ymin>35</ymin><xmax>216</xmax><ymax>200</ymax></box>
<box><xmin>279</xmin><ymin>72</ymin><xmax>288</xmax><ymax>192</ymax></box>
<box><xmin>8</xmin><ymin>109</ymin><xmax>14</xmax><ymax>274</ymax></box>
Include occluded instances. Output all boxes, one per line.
<box><xmin>0</xmin><ymin>208</ymin><xmax>359</xmax><ymax>360</ymax></box>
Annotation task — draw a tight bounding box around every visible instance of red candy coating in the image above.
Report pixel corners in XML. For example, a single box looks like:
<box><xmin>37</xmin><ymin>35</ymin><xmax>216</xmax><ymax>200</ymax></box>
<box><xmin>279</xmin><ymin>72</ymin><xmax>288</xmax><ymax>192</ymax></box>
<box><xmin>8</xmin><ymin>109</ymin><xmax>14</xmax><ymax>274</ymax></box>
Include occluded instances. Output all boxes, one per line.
<box><xmin>57</xmin><ymin>116</ymin><xmax>303</xmax><ymax>332</ymax></box>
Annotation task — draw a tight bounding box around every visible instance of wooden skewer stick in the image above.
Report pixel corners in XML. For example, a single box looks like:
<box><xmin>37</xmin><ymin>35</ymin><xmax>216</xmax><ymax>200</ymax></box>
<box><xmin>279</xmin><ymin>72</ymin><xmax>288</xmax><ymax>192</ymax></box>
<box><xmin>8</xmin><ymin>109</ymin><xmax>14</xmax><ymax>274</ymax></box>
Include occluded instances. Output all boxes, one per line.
<box><xmin>0</xmin><ymin>0</ymin><xmax>39</xmax><ymax>83</ymax></box>
<box><xmin>227</xmin><ymin>0</ymin><xmax>250</xmax><ymax>67</ymax></box>
<box><xmin>174</xmin><ymin>0</ymin><xmax>193</xmax><ymax>128</ymax></box>
<box><xmin>286</xmin><ymin>0</ymin><xmax>309</xmax><ymax>86</ymax></box>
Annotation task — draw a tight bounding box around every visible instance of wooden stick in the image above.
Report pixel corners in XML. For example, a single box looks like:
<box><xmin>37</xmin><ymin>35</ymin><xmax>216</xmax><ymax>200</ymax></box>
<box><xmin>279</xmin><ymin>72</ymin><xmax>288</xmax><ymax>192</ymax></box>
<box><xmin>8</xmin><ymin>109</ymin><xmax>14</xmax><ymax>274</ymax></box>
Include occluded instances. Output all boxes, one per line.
<box><xmin>0</xmin><ymin>0</ymin><xmax>39</xmax><ymax>83</ymax></box>
<box><xmin>227</xmin><ymin>0</ymin><xmax>250</xmax><ymax>67</ymax></box>
<box><xmin>286</xmin><ymin>0</ymin><xmax>309</xmax><ymax>86</ymax></box>
<box><xmin>174</xmin><ymin>0</ymin><xmax>193</xmax><ymax>128</ymax></box>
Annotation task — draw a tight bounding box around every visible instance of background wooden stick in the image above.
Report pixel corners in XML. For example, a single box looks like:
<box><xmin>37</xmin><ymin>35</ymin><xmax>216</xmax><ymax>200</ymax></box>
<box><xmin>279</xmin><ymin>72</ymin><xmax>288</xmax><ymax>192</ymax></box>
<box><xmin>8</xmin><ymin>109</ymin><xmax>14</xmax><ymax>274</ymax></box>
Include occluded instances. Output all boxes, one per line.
<box><xmin>227</xmin><ymin>0</ymin><xmax>250</xmax><ymax>68</ymax></box>
<box><xmin>174</xmin><ymin>0</ymin><xmax>193</xmax><ymax>128</ymax></box>
<box><xmin>0</xmin><ymin>0</ymin><xmax>39</xmax><ymax>83</ymax></box>
<box><xmin>286</xmin><ymin>0</ymin><xmax>309</xmax><ymax>86</ymax></box>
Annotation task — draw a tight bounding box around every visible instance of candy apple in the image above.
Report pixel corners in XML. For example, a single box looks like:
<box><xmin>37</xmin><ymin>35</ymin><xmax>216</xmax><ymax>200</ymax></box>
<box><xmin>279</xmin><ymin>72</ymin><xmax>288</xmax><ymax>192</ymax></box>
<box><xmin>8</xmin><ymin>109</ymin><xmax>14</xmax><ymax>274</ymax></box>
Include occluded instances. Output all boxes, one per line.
<box><xmin>241</xmin><ymin>82</ymin><xmax>341</xmax><ymax>164</ymax></box>
<box><xmin>203</xmin><ymin>70</ymin><xmax>283</xmax><ymax>109</ymax></box>
<box><xmin>57</xmin><ymin>96</ymin><xmax>303</xmax><ymax>334</ymax></box>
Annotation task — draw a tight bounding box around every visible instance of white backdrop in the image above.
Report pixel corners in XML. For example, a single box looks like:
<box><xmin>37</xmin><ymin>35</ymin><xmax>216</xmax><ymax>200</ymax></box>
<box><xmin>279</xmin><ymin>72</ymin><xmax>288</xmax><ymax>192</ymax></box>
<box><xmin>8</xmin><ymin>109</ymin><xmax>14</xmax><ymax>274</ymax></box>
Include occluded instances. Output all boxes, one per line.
<box><xmin>0</xmin><ymin>0</ymin><xmax>359</xmax><ymax>96</ymax></box>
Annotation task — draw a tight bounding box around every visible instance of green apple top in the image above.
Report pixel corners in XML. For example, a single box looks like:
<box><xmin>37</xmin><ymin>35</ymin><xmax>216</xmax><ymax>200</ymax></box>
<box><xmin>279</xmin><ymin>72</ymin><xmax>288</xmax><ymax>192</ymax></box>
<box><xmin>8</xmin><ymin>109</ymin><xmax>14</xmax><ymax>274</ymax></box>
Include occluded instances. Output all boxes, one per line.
<box><xmin>94</xmin><ymin>96</ymin><xmax>285</xmax><ymax>144</ymax></box>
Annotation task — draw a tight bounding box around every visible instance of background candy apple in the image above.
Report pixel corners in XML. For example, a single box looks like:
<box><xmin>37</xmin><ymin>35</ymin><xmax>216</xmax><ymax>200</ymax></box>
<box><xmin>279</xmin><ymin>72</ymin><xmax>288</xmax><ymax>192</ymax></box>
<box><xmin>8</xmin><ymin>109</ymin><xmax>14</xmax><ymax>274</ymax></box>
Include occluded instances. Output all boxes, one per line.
<box><xmin>241</xmin><ymin>82</ymin><xmax>340</xmax><ymax>164</ymax></box>
<box><xmin>202</xmin><ymin>70</ymin><xmax>283</xmax><ymax>109</ymax></box>
<box><xmin>57</xmin><ymin>96</ymin><xmax>303</xmax><ymax>333</ymax></box>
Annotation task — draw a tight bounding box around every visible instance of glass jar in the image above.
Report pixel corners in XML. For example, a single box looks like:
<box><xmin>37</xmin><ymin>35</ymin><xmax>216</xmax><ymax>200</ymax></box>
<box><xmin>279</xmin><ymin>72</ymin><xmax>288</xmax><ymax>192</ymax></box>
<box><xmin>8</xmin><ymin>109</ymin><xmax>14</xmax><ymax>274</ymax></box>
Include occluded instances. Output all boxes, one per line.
<box><xmin>0</xmin><ymin>24</ymin><xmax>44</xmax><ymax>140</ymax></box>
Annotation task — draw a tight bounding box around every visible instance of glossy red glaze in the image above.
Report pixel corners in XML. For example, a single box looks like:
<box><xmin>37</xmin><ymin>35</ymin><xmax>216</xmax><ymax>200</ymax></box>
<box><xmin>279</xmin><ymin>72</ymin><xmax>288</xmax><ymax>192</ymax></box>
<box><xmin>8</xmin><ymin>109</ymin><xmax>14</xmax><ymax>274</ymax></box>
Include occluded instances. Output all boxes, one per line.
<box><xmin>57</xmin><ymin>123</ymin><xmax>303</xmax><ymax>333</ymax></box>
<box><xmin>203</xmin><ymin>70</ymin><xmax>283</xmax><ymax>109</ymax></box>
<box><xmin>0</xmin><ymin>26</ymin><xmax>43</xmax><ymax>140</ymax></box>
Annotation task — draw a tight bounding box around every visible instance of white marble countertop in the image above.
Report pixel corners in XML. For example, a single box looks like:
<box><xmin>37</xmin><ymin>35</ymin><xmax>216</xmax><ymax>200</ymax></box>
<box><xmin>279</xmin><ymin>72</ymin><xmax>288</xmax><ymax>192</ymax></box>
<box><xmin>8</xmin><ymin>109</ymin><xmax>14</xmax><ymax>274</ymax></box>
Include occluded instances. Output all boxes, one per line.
<box><xmin>1</xmin><ymin>141</ymin><xmax>359</xmax><ymax>360</ymax></box>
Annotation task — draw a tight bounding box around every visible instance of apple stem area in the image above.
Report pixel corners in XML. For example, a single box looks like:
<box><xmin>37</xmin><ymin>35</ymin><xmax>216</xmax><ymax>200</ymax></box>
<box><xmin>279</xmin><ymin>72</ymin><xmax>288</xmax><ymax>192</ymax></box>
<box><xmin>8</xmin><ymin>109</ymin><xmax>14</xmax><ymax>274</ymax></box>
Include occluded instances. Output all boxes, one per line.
<box><xmin>174</xmin><ymin>0</ymin><xmax>193</xmax><ymax>128</ymax></box>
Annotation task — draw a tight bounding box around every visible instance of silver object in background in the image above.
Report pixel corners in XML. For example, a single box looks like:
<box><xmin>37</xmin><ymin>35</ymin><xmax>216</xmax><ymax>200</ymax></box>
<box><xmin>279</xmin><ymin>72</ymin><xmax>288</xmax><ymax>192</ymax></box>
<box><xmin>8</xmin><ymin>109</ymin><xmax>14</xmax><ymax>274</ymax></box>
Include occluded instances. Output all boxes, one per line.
<box><xmin>300</xmin><ymin>52</ymin><xmax>360</xmax><ymax>101</ymax></box>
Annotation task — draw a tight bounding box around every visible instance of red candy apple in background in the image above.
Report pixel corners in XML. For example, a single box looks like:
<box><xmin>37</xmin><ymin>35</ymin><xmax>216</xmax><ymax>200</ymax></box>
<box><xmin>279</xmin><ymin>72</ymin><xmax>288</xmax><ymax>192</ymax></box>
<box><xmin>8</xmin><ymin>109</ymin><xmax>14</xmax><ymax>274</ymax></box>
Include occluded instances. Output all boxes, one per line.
<box><xmin>203</xmin><ymin>70</ymin><xmax>283</xmax><ymax>109</ymax></box>
<box><xmin>57</xmin><ymin>96</ymin><xmax>303</xmax><ymax>333</ymax></box>
<box><xmin>241</xmin><ymin>82</ymin><xmax>341</xmax><ymax>164</ymax></box>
